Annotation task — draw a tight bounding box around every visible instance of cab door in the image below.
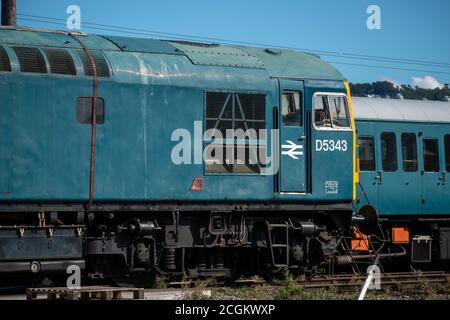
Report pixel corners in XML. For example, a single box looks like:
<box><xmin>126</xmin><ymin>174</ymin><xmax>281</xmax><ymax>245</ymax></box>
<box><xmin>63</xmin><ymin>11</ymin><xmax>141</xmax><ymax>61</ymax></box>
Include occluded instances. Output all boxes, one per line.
<box><xmin>278</xmin><ymin>80</ymin><xmax>306</xmax><ymax>193</ymax></box>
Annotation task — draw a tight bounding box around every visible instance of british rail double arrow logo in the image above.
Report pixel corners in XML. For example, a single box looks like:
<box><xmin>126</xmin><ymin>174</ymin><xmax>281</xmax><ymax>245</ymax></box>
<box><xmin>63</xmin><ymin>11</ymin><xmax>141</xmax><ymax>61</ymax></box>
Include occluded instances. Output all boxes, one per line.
<box><xmin>281</xmin><ymin>140</ymin><xmax>304</xmax><ymax>159</ymax></box>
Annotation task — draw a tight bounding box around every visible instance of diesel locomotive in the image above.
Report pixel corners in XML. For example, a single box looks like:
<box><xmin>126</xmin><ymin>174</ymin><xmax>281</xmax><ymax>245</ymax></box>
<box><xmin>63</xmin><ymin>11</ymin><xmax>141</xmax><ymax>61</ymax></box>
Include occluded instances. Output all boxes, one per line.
<box><xmin>0</xmin><ymin>27</ymin><xmax>360</xmax><ymax>283</ymax></box>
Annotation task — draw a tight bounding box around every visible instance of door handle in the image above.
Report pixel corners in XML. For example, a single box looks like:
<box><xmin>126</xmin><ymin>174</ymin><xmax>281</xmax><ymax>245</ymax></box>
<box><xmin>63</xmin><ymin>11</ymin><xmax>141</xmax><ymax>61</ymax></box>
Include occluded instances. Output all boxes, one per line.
<box><xmin>375</xmin><ymin>170</ymin><xmax>383</xmax><ymax>185</ymax></box>
<box><xmin>297</xmin><ymin>135</ymin><xmax>306</xmax><ymax>142</ymax></box>
<box><xmin>439</xmin><ymin>171</ymin><xmax>446</xmax><ymax>185</ymax></box>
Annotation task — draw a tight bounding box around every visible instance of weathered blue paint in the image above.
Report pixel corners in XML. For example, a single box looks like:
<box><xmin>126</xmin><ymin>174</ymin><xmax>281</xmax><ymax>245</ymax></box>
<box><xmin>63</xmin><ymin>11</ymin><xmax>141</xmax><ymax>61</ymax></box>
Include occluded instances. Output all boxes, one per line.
<box><xmin>0</xmin><ymin>28</ymin><xmax>353</xmax><ymax>204</ymax></box>
<box><xmin>242</xmin><ymin>47</ymin><xmax>345</xmax><ymax>81</ymax></box>
<box><xmin>101</xmin><ymin>35</ymin><xmax>182</xmax><ymax>55</ymax></box>
<box><xmin>171</xmin><ymin>42</ymin><xmax>265</xmax><ymax>69</ymax></box>
<box><xmin>0</xmin><ymin>28</ymin><xmax>119</xmax><ymax>50</ymax></box>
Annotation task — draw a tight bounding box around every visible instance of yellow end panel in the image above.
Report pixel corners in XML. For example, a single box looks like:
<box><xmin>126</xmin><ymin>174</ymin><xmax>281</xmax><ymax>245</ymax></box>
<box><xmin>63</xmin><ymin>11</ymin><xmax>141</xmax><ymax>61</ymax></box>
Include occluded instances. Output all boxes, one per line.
<box><xmin>344</xmin><ymin>80</ymin><xmax>358</xmax><ymax>201</ymax></box>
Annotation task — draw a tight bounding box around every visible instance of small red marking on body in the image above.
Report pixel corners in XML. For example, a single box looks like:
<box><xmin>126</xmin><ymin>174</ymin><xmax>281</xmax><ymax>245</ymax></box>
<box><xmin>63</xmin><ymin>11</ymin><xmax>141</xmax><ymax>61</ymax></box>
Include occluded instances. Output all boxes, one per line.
<box><xmin>190</xmin><ymin>178</ymin><xmax>203</xmax><ymax>191</ymax></box>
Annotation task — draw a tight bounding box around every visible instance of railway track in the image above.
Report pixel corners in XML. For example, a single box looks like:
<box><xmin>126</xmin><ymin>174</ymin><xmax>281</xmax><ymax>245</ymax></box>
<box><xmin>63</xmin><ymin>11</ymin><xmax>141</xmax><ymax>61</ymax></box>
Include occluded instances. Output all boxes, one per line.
<box><xmin>165</xmin><ymin>270</ymin><xmax>450</xmax><ymax>291</ymax></box>
<box><xmin>1</xmin><ymin>271</ymin><xmax>449</xmax><ymax>300</ymax></box>
<box><xmin>297</xmin><ymin>271</ymin><xmax>450</xmax><ymax>290</ymax></box>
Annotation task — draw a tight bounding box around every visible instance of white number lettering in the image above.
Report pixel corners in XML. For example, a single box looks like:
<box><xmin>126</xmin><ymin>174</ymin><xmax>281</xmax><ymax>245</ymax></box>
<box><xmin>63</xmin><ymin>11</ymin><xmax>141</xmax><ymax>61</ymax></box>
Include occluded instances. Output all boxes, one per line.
<box><xmin>316</xmin><ymin>140</ymin><xmax>323</xmax><ymax>151</ymax></box>
<box><xmin>329</xmin><ymin>140</ymin><xmax>335</xmax><ymax>151</ymax></box>
<box><xmin>315</xmin><ymin>140</ymin><xmax>348</xmax><ymax>152</ymax></box>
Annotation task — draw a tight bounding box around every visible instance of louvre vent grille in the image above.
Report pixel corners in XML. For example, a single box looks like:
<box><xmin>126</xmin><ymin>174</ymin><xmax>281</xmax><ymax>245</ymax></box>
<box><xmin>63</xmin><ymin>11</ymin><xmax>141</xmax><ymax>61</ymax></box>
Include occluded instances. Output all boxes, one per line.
<box><xmin>76</xmin><ymin>49</ymin><xmax>110</xmax><ymax>77</ymax></box>
<box><xmin>0</xmin><ymin>46</ymin><xmax>11</xmax><ymax>72</ymax></box>
<box><xmin>13</xmin><ymin>47</ymin><xmax>47</xmax><ymax>73</ymax></box>
<box><xmin>43</xmin><ymin>48</ymin><xmax>76</xmax><ymax>75</ymax></box>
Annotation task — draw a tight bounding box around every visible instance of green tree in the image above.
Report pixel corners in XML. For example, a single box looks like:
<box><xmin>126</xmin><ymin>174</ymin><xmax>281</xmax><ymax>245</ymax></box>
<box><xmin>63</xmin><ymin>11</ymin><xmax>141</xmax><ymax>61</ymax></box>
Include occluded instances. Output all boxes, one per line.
<box><xmin>372</xmin><ymin>81</ymin><xmax>399</xmax><ymax>98</ymax></box>
<box><xmin>350</xmin><ymin>82</ymin><xmax>450</xmax><ymax>101</ymax></box>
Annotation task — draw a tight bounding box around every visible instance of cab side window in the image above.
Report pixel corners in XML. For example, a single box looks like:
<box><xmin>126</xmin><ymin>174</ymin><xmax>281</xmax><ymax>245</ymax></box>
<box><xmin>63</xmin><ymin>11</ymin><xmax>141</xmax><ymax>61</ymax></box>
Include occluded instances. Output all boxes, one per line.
<box><xmin>358</xmin><ymin>137</ymin><xmax>375</xmax><ymax>171</ymax></box>
<box><xmin>329</xmin><ymin>96</ymin><xmax>350</xmax><ymax>127</ymax></box>
<box><xmin>314</xmin><ymin>94</ymin><xmax>351</xmax><ymax>129</ymax></box>
<box><xmin>313</xmin><ymin>95</ymin><xmax>332</xmax><ymax>128</ymax></box>
<box><xmin>282</xmin><ymin>92</ymin><xmax>301</xmax><ymax>126</ymax></box>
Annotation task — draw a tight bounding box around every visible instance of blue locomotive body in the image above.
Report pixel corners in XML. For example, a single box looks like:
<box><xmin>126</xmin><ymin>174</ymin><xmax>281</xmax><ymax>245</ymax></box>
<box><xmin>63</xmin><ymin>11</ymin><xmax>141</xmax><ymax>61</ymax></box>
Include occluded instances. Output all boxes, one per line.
<box><xmin>0</xmin><ymin>28</ymin><xmax>358</xmax><ymax>279</ymax></box>
<box><xmin>0</xmin><ymin>29</ymin><xmax>356</xmax><ymax>203</ymax></box>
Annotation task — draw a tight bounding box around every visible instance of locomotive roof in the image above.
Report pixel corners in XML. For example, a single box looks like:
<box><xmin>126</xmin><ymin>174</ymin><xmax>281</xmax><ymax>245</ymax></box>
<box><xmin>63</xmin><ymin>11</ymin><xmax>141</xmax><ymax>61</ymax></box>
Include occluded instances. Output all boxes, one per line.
<box><xmin>352</xmin><ymin>97</ymin><xmax>450</xmax><ymax>123</ymax></box>
<box><xmin>0</xmin><ymin>27</ymin><xmax>345</xmax><ymax>81</ymax></box>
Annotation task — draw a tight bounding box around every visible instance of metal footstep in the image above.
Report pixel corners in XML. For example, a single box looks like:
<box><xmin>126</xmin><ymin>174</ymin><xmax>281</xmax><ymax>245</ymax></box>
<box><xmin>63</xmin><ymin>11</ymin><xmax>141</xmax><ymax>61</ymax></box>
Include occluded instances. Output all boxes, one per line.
<box><xmin>26</xmin><ymin>286</ymin><xmax>145</xmax><ymax>300</ymax></box>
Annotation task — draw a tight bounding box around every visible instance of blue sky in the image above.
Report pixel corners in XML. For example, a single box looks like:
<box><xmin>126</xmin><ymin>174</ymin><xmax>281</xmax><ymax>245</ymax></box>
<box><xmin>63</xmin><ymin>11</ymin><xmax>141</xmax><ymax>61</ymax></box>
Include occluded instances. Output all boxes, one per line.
<box><xmin>15</xmin><ymin>0</ymin><xmax>450</xmax><ymax>87</ymax></box>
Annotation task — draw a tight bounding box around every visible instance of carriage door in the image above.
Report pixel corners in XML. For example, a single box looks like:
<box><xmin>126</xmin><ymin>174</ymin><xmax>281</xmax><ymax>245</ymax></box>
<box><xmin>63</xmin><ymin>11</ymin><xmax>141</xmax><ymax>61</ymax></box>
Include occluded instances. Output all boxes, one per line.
<box><xmin>420</xmin><ymin>125</ymin><xmax>446</xmax><ymax>215</ymax></box>
<box><xmin>355</xmin><ymin>123</ymin><xmax>379</xmax><ymax>210</ymax></box>
<box><xmin>278</xmin><ymin>80</ymin><xmax>306</xmax><ymax>193</ymax></box>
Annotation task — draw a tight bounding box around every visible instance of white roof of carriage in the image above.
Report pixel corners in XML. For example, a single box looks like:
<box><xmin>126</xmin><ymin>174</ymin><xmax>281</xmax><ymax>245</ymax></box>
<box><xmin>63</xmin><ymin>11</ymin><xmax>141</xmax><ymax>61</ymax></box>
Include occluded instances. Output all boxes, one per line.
<box><xmin>352</xmin><ymin>97</ymin><xmax>450</xmax><ymax>123</ymax></box>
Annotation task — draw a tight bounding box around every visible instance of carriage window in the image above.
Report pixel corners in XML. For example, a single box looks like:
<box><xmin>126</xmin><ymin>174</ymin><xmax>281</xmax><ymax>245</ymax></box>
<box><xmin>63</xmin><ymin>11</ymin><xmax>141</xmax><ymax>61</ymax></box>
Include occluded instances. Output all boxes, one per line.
<box><xmin>358</xmin><ymin>137</ymin><xmax>375</xmax><ymax>171</ymax></box>
<box><xmin>76</xmin><ymin>97</ymin><xmax>105</xmax><ymax>124</ymax></box>
<box><xmin>314</xmin><ymin>94</ymin><xmax>350</xmax><ymax>129</ymax></box>
<box><xmin>445</xmin><ymin>135</ymin><xmax>450</xmax><ymax>172</ymax></box>
<box><xmin>204</xmin><ymin>92</ymin><xmax>266</xmax><ymax>174</ymax></box>
<box><xmin>401</xmin><ymin>133</ymin><xmax>418</xmax><ymax>172</ymax></box>
<box><xmin>282</xmin><ymin>92</ymin><xmax>301</xmax><ymax>126</ymax></box>
<box><xmin>423</xmin><ymin>139</ymin><xmax>439</xmax><ymax>172</ymax></box>
<box><xmin>381</xmin><ymin>132</ymin><xmax>397</xmax><ymax>172</ymax></box>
